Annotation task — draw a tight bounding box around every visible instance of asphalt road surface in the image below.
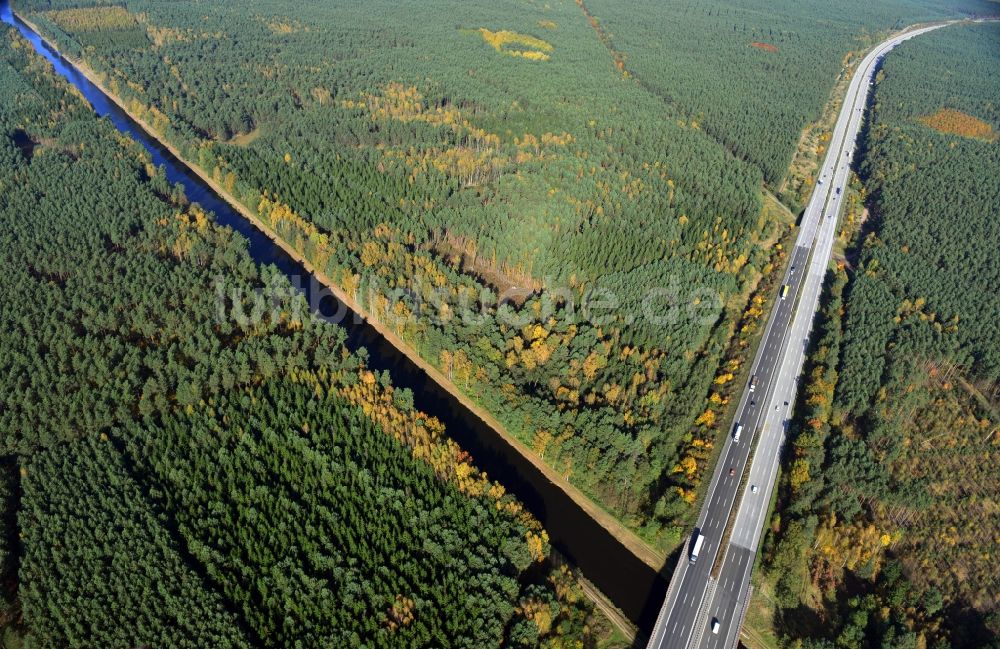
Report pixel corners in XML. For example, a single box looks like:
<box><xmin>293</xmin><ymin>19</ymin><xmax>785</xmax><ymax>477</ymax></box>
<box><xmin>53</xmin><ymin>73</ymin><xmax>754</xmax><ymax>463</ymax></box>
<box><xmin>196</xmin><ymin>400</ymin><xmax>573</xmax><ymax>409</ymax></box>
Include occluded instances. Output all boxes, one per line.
<box><xmin>646</xmin><ymin>21</ymin><xmax>950</xmax><ymax>649</ymax></box>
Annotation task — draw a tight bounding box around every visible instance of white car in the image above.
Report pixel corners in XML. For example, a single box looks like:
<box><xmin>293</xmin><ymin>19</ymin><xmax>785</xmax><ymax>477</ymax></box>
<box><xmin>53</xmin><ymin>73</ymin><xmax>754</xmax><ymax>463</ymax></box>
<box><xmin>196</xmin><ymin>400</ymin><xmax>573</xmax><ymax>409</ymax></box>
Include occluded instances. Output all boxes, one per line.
<box><xmin>751</xmin><ymin>485</ymin><xmax>759</xmax><ymax>494</ymax></box>
<box><xmin>711</xmin><ymin>619</ymin><xmax>721</xmax><ymax>634</ymax></box>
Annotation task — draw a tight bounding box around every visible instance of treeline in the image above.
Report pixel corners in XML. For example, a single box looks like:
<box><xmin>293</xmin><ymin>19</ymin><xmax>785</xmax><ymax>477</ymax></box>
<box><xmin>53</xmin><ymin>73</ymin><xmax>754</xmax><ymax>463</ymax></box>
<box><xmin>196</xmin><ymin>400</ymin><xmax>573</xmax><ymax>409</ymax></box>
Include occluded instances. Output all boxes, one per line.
<box><xmin>583</xmin><ymin>0</ymin><xmax>997</xmax><ymax>186</ymax></box>
<box><xmin>15</xmin><ymin>0</ymin><xmax>786</xmax><ymax>545</ymax></box>
<box><xmin>758</xmin><ymin>23</ymin><xmax>1000</xmax><ymax>649</ymax></box>
<box><xmin>0</xmin><ymin>25</ymin><xmax>604</xmax><ymax>648</ymax></box>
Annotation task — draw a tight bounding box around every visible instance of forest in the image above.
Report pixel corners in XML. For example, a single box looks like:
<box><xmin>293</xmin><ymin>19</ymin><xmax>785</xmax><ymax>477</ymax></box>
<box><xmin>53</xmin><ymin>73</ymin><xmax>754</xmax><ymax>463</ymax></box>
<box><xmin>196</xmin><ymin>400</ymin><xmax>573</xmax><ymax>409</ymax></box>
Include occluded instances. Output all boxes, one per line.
<box><xmin>15</xmin><ymin>0</ymin><xmax>988</xmax><ymax>552</ymax></box>
<box><xmin>582</xmin><ymin>0</ymin><xmax>995</xmax><ymax>187</ymax></box>
<box><xmin>0</xmin><ymin>25</ymin><xmax>610</xmax><ymax>648</ymax></box>
<box><xmin>14</xmin><ymin>0</ymin><xmax>777</xmax><ymax>548</ymax></box>
<box><xmin>755</xmin><ymin>22</ymin><xmax>1000</xmax><ymax>649</ymax></box>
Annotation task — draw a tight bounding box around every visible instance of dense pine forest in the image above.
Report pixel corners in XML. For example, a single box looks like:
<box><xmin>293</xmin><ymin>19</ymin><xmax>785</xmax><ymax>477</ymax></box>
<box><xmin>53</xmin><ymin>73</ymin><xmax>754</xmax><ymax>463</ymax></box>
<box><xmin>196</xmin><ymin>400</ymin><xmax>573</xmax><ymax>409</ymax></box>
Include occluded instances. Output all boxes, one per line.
<box><xmin>13</xmin><ymin>0</ymin><xmax>991</xmax><ymax>550</ymax></box>
<box><xmin>0</xmin><ymin>26</ymin><xmax>610</xmax><ymax>648</ymax></box>
<box><xmin>583</xmin><ymin>0</ymin><xmax>993</xmax><ymax>187</ymax></box>
<box><xmin>755</xmin><ymin>22</ymin><xmax>1000</xmax><ymax>649</ymax></box>
<box><xmin>13</xmin><ymin>0</ymin><xmax>767</xmax><ymax>547</ymax></box>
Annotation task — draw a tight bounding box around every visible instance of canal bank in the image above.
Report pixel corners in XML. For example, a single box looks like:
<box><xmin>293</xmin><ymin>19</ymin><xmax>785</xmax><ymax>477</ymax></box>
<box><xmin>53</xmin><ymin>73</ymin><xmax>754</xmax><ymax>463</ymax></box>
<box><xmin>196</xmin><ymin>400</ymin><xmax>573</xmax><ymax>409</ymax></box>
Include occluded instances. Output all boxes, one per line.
<box><xmin>1</xmin><ymin>0</ymin><xmax>670</xmax><ymax>630</ymax></box>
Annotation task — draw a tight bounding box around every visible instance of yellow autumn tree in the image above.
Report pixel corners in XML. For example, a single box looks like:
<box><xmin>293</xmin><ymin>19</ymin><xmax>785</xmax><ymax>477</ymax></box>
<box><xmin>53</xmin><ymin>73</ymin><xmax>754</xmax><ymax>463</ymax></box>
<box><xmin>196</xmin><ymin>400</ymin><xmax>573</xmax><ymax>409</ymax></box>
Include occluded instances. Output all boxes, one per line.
<box><xmin>694</xmin><ymin>408</ymin><xmax>716</xmax><ymax>428</ymax></box>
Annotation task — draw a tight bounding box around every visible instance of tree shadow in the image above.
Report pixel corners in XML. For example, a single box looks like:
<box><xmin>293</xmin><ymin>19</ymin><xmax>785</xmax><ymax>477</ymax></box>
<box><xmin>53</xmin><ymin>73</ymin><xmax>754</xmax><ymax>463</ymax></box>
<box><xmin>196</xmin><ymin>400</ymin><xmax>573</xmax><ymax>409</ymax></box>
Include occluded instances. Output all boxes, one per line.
<box><xmin>947</xmin><ymin>601</ymin><xmax>999</xmax><ymax>649</ymax></box>
<box><xmin>773</xmin><ymin>603</ymin><xmax>828</xmax><ymax>642</ymax></box>
<box><xmin>9</xmin><ymin>128</ymin><xmax>35</xmax><ymax>161</ymax></box>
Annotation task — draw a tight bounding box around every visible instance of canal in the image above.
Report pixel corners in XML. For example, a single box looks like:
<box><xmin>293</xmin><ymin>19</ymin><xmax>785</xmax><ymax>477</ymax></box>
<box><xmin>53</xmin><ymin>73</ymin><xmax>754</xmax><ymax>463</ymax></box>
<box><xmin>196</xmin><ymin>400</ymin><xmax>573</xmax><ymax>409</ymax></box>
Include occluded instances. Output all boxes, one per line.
<box><xmin>0</xmin><ymin>0</ymin><xmax>668</xmax><ymax>631</ymax></box>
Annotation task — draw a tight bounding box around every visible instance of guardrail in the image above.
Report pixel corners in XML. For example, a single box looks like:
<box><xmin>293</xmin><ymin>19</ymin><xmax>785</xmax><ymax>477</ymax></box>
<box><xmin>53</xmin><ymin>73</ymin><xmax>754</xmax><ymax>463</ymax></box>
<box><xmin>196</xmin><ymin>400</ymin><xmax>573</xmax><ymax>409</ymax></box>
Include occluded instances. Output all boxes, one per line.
<box><xmin>729</xmin><ymin>584</ymin><xmax>753</xmax><ymax>649</ymax></box>
<box><xmin>688</xmin><ymin>576</ymin><xmax>718</xmax><ymax>649</ymax></box>
<box><xmin>645</xmin><ymin>548</ymin><xmax>690</xmax><ymax>648</ymax></box>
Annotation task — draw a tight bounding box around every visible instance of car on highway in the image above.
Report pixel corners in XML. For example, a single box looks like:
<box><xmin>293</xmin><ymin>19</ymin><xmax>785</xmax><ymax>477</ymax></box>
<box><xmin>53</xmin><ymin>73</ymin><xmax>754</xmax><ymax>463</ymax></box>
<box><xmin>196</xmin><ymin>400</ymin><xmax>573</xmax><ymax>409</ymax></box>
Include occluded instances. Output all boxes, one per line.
<box><xmin>711</xmin><ymin>618</ymin><xmax>721</xmax><ymax>635</ymax></box>
<box><xmin>836</xmin><ymin>187</ymin><xmax>842</xmax><ymax>195</ymax></box>
<box><xmin>751</xmin><ymin>484</ymin><xmax>758</xmax><ymax>494</ymax></box>
<box><xmin>728</xmin><ymin>467</ymin><xmax>736</xmax><ymax>477</ymax></box>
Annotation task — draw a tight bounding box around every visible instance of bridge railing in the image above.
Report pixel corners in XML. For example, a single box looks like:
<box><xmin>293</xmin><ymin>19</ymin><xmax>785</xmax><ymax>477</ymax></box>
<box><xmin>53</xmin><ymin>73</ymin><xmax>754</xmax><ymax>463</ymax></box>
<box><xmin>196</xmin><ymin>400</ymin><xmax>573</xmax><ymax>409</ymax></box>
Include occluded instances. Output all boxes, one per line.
<box><xmin>645</xmin><ymin>545</ymin><xmax>690</xmax><ymax>648</ymax></box>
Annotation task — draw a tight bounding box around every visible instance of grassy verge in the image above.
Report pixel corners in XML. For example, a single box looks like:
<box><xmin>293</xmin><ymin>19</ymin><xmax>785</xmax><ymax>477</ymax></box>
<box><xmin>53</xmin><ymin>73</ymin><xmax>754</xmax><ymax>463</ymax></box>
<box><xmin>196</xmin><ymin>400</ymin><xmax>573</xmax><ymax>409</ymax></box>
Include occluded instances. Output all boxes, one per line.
<box><xmin>741</xmin><ymin>577</ymin><xmax>783</xmax><ymax>649</ymax></box>
<box><xmin>741</xmin><ymin>462</ymin><xmax>784</xmax><ymax>649</ymax></box>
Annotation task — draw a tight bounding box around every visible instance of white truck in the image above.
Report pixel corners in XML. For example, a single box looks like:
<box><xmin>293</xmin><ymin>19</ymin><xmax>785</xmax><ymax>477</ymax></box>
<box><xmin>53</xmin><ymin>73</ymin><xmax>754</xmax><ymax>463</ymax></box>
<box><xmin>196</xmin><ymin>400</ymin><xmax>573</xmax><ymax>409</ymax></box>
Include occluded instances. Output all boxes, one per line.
<box><xmin>733</xmin><ymin>423</ymin><xmax>743</xmax><ymax>442</ymax></box>
<box><xmin>690</xmin><ymin>533</ymin><xmax>706</xmax><ymax>564</ymax></box>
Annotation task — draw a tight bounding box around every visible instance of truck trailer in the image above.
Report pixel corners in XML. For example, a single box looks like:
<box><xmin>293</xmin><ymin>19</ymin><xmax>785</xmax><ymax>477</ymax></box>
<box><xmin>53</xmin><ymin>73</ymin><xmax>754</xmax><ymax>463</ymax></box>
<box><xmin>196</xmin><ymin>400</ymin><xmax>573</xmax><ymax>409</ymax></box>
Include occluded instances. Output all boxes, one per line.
<box><xmin>690</xmin><ymin>533</ymin><xmax>706</xmax><ymax>564</ymax></box>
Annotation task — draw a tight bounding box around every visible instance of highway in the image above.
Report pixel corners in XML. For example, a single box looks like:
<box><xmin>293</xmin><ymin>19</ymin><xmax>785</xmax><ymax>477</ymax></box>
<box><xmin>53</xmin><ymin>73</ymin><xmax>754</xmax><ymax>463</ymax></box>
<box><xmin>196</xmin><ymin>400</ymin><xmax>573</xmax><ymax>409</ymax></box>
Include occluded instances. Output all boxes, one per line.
<box><xmin>646</xmin><ymin>22</ymin><xmax>950</xmax><ymax>649</ymax></box>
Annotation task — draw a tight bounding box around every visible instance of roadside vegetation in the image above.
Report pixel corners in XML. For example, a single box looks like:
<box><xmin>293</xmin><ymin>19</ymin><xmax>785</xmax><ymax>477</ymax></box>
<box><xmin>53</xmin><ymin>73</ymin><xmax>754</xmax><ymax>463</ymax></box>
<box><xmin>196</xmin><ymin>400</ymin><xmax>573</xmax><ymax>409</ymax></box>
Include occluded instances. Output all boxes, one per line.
<box><xmin>751</xmin><ymin>22</ymin><xmax>1000</xmax><ymax>649</ymax></box>
<box><xmin>0</xmin><ymin>26</ymin><xmax>616</xmax><ymax>648</ymax></box>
